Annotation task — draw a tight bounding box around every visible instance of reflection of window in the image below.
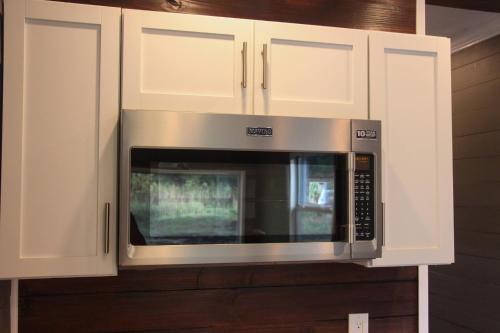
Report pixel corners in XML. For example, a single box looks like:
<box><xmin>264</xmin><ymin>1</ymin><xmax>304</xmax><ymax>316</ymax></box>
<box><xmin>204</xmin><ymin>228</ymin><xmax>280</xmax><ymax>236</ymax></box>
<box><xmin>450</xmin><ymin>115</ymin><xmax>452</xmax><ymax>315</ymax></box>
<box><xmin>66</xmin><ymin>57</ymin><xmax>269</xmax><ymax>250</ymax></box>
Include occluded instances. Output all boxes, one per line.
<box><xmin>294</xmin><ymin>155</ymin><xmax>335</xmax><ymax>241</ymax></box>
<box><xmin>298</xmin><ymin>155</ymin><xmax>335</xmax><ymax>208</ymax></box>
<box><xmin>130</xmin><ymin>169</ymin><xmax>244</xmax><ymax>245</ymax></box>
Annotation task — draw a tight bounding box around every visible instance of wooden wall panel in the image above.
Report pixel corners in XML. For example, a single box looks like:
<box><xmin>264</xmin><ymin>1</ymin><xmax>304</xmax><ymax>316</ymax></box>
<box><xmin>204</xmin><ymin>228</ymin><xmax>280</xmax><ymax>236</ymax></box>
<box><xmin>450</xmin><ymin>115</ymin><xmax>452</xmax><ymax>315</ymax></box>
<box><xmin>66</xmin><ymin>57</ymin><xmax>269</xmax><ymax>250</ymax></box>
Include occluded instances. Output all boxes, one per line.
<box><xmin>19</xmin><ymin>264</ymin><xmax>418</xmax><ymax>333</ymax></box>
<box><xmin>50</xmin><ymin>0</ymin><xmax>416</xmax><ymax>33</ymax></box>
<box><xmin>0</xmin><ymin>281</ymin><xmax>10</xmax><ymax>333</ymax></box>
<box><xmin>429</xmin><ymin>34</ymin><xmax>500</xmax><ymax>332</ymax></box>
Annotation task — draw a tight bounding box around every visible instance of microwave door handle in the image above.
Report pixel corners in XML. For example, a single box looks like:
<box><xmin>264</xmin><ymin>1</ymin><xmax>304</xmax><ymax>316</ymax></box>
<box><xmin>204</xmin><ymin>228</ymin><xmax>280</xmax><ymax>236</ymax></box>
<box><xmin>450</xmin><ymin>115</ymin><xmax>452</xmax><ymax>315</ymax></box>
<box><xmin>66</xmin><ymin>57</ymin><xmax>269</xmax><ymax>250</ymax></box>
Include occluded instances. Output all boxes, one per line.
<box><xmin>347</xmin><ymin>152</ymin><xmax>356</xmax><ymax>245</ymax></box>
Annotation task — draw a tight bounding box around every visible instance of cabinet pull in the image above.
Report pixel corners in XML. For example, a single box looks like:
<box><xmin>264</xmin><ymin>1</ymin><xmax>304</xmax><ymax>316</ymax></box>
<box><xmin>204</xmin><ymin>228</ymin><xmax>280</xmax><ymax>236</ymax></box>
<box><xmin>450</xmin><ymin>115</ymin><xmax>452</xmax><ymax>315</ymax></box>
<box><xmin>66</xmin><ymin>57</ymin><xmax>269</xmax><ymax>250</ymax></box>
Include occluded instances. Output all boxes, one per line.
<box><xmin>104</xmin><ymin>202</ymin><xmax>111</xmax><ymax>255</ymax></box>
<box><xmin>261</xmin><ymin>44</ymin><xmax>268</xmax><ymax>89</ymax></box>
<box><xmin>241</xmin><ymin>42</ymin><xmax>247</xmax><ymax>88</ymax></box>
<box><xmin>381</xmin><ymin>202</ymin><xmax>385</xmax><ymax>246</ymax></box>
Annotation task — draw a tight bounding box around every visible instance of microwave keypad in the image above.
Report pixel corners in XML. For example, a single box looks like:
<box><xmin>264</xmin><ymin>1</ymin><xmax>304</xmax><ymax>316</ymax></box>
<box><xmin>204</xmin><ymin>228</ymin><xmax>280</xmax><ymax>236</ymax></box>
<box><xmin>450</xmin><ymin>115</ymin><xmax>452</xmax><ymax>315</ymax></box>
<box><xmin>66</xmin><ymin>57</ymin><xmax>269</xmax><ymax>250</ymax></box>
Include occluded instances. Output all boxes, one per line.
<box><xmin>354</xmin><ymin>154</ymin><xmax>375</xmax><ymax>241</ymax></box>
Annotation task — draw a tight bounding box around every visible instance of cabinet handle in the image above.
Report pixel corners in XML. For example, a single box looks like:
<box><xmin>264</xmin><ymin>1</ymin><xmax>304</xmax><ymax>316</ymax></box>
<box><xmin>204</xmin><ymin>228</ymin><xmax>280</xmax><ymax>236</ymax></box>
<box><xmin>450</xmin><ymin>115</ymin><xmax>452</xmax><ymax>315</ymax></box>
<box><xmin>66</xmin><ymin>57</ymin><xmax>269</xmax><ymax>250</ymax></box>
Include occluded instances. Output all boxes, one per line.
<box><xmin>261</xmin><ymin>44</ymin><xmax>268</xmax><ymax>89</ymax></box>
<box><xmin>381</xmin><ymin>202</ymin><xmax>385</xmax><ymax>246</ymax></box>
<box><xmin>241</xmin><ymin>42</ymin><xmax>247</xmax><ymax>88</ymax></box>
<box><xmin>104</xmin><ymin>202</ymin><xmax>111</xmax><ymax>255</ymax></box>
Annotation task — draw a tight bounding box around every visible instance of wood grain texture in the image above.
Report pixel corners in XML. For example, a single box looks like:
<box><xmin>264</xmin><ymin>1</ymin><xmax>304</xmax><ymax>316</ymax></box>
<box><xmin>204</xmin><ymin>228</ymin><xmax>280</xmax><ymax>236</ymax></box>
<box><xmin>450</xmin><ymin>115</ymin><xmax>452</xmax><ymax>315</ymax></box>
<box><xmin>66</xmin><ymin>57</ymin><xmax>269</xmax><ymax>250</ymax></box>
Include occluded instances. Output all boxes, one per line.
<box><xmin>427</xmin><ymin>0</ymin><xmax>500</xmax><ymax>12</ymax></box>
<box><xmin>49</xmin><ymin>0</ymin><xmax>416</xmax><ymax>33</ymax></box>
<box><xmin>0</xmin><ymin>281</ymin><xmax>9</xmax><ymax>333</ymax></box>
<box><xmin>430</xmin><ymin>33</ymin><xmax>500</xmax><ymax>333</ymax></box>
<box><xmin>19</xmin><ymin>264</ymin><xmax>418</xmax><ymax>333</ymax></box>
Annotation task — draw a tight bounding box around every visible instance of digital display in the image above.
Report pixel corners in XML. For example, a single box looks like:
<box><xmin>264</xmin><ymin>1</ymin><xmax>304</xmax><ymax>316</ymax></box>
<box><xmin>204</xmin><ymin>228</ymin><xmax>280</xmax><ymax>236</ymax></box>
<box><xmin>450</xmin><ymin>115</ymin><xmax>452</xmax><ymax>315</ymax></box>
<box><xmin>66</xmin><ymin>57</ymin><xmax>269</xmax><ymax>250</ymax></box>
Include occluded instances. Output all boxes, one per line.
<box><xmin>355</xmin><ymin>155</ymin><xmax>372</xmax><ymax>171</ymax></box>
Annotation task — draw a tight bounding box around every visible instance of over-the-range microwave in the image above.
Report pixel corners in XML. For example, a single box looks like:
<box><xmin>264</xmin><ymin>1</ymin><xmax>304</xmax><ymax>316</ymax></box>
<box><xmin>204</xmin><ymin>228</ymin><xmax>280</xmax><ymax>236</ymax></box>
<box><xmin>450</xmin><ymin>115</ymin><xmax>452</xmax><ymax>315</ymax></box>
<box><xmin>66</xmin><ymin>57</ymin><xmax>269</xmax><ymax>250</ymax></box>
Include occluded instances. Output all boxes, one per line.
<box><xmin>120</xmin><ymin>110</ymin><xmax>382</xmax><ymax>266</ymax></box>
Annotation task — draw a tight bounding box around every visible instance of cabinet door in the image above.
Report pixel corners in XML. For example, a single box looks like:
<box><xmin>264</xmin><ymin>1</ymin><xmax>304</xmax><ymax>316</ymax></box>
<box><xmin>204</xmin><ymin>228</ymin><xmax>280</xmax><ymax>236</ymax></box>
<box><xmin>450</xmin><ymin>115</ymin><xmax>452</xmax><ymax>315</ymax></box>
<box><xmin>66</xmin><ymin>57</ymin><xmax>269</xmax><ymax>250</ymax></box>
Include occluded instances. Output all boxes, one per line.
<box><xmin>0</xmin><ymin>0</ymin><xmax>120</xmax><ymax>278</ymax></box>
<box><xmin>254</xmin><ymin>21</ymin><xmax>368</xmax><ymax>119</ymax></box>
<box><xmin>122</xmin><ymin>10</ymin><xmax>253</xmax><ymax>114</ymax></box>
<box><xmin>368</xmin><ymin>32</ymin><xmax>454</xmax><ymax>266</ymax></box>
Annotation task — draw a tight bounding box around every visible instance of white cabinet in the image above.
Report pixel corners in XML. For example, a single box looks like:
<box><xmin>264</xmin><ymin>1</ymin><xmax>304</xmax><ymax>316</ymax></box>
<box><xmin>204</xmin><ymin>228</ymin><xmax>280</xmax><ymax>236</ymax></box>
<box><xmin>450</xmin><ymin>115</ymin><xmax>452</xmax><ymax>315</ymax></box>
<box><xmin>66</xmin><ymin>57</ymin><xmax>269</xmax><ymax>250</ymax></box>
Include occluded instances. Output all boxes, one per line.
<box><xmin>122</xmin><ymin>10</ymin><xmax>254</xmax><ymax>114</ymax></box>
<box><xmin>254</xmin><ymin>21</ymin><xmax>368</xmax><ymax>119</ymax></box>
<box><xmin>0</xmin><ymin>0</ymin><xmax>120</xmax><ymax>278</ymax></box>
<box><xmin>121</xmin><ymin>10</ymin><xmax>368</xmax><ymax>119</ymax></box>
<box><xmin>368</xmin><ymin>32</ymin><xmax>454</xmax><ymax>267</ymax></box>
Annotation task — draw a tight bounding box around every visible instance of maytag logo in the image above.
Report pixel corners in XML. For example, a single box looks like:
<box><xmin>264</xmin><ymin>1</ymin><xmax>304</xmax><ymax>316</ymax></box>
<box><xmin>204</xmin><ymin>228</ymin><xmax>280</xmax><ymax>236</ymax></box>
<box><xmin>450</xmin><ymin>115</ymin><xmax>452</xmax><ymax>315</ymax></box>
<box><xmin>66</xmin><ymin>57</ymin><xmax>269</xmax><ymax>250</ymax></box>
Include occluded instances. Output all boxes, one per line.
<box><xmin>356</xmin><ymin>129</ymin><xmax>377</xmax><ymax>140</ymax></box>
<box><xmin>247</xmin><ymin>127</ymin><xmax>273</xmax><ymax>137</ymax></box>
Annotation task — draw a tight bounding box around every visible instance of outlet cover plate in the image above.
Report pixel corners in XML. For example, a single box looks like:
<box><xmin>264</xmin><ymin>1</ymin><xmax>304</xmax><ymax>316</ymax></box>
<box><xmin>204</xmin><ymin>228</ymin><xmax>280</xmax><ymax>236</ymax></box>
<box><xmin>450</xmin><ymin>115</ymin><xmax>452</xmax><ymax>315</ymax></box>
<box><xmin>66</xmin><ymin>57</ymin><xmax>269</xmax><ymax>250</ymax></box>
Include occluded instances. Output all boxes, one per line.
<box><xmin>349</xmin><ymin>313</ymin><xmax>369</xmax><ymax>333</ymax></box>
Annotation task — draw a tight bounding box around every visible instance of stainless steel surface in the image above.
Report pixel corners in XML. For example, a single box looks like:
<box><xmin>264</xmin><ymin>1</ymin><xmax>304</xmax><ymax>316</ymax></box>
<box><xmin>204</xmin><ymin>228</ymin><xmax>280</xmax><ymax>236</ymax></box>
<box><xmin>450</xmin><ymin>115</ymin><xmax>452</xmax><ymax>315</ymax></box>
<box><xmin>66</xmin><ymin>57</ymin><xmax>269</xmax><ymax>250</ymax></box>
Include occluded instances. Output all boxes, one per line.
<box><xmin>104</xmin><ymin>202</ymin><xmax>111</xmax><ymax>255</ymax></box>
<box><xmin>241</xmin><ymin>42</ymin><xmax>247</xmax><ymax>88</ymax></box>
<box><xmin>120</xmin><ymin>110</ymin><xmax>382</xmax><ymax>267</ymax></box>
<box><xmin>347</xmin><ymin>152</ymin><xmax>355</xmax><ymax>245</ymax></box>
<box><xmin>350</xmin><ymin>120</ymin><xmax>383</xmax><ymax>259</ymax></box>
<box><xmin>261</xmin><ymin>44</ymin><xmax>268</xmax><ymax>89</ymax></box>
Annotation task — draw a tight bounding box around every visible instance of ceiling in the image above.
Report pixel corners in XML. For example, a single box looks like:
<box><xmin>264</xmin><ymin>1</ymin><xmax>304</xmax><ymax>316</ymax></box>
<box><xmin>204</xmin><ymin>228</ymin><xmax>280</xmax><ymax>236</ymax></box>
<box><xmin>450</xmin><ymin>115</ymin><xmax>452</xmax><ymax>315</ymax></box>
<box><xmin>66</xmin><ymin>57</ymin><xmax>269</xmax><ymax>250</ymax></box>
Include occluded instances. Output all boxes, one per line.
<box><xmin>426</xmin><ymin>5</ymin><xmax>500</xmax><ymax>52</ymax></box>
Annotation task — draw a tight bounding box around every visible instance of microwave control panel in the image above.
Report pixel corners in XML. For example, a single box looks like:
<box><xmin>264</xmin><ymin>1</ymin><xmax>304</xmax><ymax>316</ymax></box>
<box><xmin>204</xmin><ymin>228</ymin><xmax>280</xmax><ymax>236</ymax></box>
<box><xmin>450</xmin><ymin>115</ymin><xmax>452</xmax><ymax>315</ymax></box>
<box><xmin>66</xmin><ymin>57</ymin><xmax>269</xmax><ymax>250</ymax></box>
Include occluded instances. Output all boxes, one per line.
<box><xmin>354</xmin><ymin>154</ymin><xmax>375</xmax><ymax>241</ymax></box>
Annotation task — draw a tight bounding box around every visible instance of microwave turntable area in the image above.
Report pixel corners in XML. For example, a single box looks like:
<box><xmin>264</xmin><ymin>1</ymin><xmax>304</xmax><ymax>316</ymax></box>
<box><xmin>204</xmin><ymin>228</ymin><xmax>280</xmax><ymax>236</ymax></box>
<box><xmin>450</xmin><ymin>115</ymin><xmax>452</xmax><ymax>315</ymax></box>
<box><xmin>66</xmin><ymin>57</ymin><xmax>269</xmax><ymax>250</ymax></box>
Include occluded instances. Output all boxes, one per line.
<box><xmin>0</xmin><ymin>0</ymin><xmax>453</xmax><ymax>279</ymax></box>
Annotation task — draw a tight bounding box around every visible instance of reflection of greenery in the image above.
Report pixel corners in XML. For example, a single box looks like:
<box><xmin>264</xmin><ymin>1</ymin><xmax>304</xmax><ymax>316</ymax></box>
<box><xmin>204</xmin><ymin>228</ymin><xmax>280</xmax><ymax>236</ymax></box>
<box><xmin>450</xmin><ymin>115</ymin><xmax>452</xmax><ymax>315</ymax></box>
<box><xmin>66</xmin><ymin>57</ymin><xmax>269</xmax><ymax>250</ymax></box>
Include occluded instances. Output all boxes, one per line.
<box><xmin>308</xmin><ymin>182</ymin><xmax>322</xmax><ymax>203</ymax></box>
<box><xmin>297</xmin><ymin>210</ymin><xmax>333</xmax><ymax>235</ymax></box>
<box><xmin>130</xmin><ymin>171</ymin><xmax>240</xmax><ymax>237</ymax></box>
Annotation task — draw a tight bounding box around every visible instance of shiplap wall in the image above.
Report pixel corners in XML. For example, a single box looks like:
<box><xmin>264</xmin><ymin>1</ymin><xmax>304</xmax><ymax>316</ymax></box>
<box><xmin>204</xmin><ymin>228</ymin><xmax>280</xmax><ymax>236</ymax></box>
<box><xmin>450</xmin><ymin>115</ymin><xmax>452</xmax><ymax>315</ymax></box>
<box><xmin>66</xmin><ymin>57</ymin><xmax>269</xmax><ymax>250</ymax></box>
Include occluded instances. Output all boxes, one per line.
<box><xmin>429</xmin><ymin>33</ymin><xmax>500</xmax><ymax>332</ymax></box>
<box><xmin>0</xmin><ymin>282</ymin><xmax>10</xmax><ymax>333</ymax></box>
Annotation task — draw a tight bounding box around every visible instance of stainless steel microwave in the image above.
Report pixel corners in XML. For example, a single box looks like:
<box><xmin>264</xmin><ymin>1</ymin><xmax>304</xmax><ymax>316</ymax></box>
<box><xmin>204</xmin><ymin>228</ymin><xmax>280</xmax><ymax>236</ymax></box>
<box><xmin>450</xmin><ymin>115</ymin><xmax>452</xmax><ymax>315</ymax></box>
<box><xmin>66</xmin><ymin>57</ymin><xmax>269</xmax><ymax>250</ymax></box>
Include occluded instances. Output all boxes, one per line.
<box><xmin>120</xmin><ymin>110</ymin><xmax>382</xmax><ymax>267</ymax></box>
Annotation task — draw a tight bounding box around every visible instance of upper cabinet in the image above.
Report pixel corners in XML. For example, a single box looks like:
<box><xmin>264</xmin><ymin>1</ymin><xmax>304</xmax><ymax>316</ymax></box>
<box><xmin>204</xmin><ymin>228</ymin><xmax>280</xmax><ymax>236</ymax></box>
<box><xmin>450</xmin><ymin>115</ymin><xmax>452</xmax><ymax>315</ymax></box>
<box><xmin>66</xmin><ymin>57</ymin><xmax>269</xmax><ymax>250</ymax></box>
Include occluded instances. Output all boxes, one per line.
<box><xmin>121</xmin><ymin>11</ymin><xmax>368</xmax><ymax>119</ymax></box>
<box><xmin>122</xmin><ymin>10</ymin><xmax>254</xmax><ymax>114</ymax></box>
<box><xmin>368</xmin><ymin>32</ymin><xmax>454</xmax><ymax>267</ymax></box>
<box><xmin>254</xmin><ymin>21</ymin><xmax>368</xmax><ymax>119</ymax></box>
<box><xmin>0</xmin><ymin>0</ymin><xmax>120</xmax><ymax>278</ymax></box>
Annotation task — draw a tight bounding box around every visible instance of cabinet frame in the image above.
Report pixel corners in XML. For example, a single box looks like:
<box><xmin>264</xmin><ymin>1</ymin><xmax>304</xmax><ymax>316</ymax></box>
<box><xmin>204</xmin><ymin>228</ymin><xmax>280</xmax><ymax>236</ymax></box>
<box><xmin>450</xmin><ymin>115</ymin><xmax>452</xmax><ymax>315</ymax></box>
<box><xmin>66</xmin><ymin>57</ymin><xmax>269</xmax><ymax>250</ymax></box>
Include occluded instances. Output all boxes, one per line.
<box><xmin>0</xmin><ymin>0</ymin><xmax>120</xmax><ymax>278</ymax></box>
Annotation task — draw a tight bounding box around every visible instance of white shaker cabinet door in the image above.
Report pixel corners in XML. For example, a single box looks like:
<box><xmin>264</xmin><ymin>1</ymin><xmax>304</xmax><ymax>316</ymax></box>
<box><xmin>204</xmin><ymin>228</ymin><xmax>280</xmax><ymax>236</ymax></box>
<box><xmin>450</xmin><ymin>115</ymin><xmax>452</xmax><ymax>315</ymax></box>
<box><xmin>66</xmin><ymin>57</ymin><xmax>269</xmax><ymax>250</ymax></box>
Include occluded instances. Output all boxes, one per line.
<box><xmin>0</xmin><ymin>0</ymin><xmax>120</xmax><ymax>278</ymax></box>
<box><xmin>254</xmin><ymin>21</ymin><xmax>368</xmax><ymax>119</ymax></box>
<box><xmin>122</xmin><ymin>10</ymin><xmax>254</xmax><ymax>114</ymax></box>
<box><xmin>368</xmin><ymin>32</ymin><xmax>454</xmax><ymax>266</ymax></box>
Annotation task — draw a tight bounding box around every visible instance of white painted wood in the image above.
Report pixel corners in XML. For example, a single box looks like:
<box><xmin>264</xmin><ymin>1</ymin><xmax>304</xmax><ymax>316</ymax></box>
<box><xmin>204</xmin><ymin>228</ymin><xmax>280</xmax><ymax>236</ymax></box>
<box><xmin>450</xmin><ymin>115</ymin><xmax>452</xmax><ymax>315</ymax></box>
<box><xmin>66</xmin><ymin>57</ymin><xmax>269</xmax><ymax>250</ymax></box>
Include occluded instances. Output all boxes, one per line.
<box><xmin>0</xmin><ymin>0</ymin><xmax>120</xmax><ymax>278</ymax></box>
<box><xmin>254</xmin><ymin>21</ymin><xmax>368</xmax><ymax>119</ymax></box>
<box><xmin>122</xmin><ymin>9</ymin><xmax>254</xmax><ymax>114</ymax></box>
<box><xmin>416</xmin><ymin>0</ymin><xmax>426</xmax><ymax>35</ymax></box>
<box><xmin>368</xmin><ymin>32</ymin><xmax>454</xmax><ymax>266</ymax></box>
<box><xmin>418</xmin><ymin>266</ymin><xmax>429</xmax><ymax>333</ymax></box>
<box><xmin>10</xmin><ymin>280</ymin><xmax>17</xmax><ymax>333</ymax></box>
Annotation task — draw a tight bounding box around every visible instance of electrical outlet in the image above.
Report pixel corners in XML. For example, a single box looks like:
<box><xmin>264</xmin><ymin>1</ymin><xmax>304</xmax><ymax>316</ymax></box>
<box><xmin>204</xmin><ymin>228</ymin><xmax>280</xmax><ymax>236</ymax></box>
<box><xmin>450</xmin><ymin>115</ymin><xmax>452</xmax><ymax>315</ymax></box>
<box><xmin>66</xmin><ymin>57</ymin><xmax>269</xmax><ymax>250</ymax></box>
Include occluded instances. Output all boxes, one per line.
<box><xmin>348</xmin><ymin>313</ymin><xmax>369</xmax><ymax>333</ymax></box>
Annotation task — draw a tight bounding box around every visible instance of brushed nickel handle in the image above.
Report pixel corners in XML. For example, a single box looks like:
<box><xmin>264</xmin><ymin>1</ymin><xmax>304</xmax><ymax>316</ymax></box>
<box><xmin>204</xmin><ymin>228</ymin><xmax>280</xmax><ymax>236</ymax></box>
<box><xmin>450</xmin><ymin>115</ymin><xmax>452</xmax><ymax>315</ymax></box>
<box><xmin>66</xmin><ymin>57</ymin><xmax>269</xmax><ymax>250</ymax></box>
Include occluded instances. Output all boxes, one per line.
<box><xmin>241</xmin><ymin>42</ymin><xmax>248</xmax><ymax>88</ymax></box>
<box><xmin>381</xmin><ymin>201</ymin><xmax>385</xmax><ymax>246</ymax></box>
<box><xmin>104</xmin><ymin>202</ymin><xmax>111</xmax><ymax>255</ymax></box>
<box><xmin>261</xmin><ymin>44</ymin><xmax>268</xmax><ymax>89</ymax></box>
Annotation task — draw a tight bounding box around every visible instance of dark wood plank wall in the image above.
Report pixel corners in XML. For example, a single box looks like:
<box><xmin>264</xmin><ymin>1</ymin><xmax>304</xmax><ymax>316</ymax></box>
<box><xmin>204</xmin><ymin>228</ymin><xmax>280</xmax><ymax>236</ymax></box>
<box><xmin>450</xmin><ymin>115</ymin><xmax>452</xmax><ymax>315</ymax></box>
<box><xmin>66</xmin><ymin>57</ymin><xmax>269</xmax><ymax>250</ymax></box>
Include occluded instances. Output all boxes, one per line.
<box><xmin>16</xmin><ymin>1</ymin><xmax>419</xmax><ymax>333</ymax></box>
<box><xmin>52</xmin><ymin>0</ymin><xmax>417</xmax><ymax>33</ymax></box>
<box><xmin>0</xmin><ymin>281</ymin><xmax>9</xmax><ymax>333</ymax></box>
<box><xmin>429</xmin><ymin>34</ymin><xmax>500</xmax><ymax>333</ymax></box>
<box><xmin>19</xmin><ymin>264</ymin><xmax>418</xmax><ymax>333</ymax></box>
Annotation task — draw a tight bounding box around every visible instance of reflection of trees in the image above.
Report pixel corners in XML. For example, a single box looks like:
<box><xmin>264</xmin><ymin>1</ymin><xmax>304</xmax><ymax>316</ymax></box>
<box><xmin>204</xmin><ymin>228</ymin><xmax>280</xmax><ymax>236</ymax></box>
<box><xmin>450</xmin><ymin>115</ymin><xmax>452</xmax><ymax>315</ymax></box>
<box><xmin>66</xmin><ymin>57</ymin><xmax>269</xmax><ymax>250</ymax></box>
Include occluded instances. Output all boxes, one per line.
<box><xmin>130</xmin><ymin>172</ymin><xmax>240</xmax><ymax>221</ymax></box>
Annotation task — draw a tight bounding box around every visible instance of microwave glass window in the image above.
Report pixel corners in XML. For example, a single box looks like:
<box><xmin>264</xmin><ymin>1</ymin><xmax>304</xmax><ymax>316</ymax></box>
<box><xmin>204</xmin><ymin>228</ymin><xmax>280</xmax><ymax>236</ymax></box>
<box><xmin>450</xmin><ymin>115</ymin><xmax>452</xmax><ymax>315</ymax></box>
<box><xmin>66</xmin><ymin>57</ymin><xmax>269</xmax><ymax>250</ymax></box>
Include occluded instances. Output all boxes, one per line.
<box><xmin>129</xmin><ymin>149</ymin><xmax>348</xmax><ymax>245</ymax></box>
<box><xmin>130</xmin><ymin>171</ymin><xmax>243</xmax><ymax>245</ymax></box>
